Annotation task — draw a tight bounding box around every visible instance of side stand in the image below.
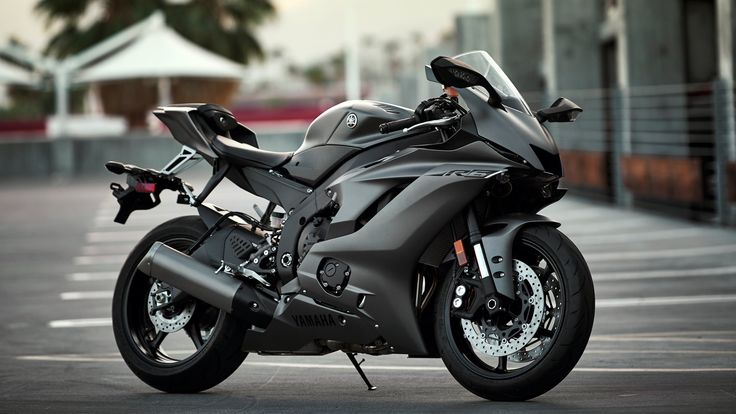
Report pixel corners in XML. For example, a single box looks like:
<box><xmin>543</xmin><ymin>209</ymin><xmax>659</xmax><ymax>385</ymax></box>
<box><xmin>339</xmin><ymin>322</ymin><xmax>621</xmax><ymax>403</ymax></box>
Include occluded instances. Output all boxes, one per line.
<box><xmin>346</xmin><ymin>352</ymin><xmax>377</xmax><ymax>391</ymax></box>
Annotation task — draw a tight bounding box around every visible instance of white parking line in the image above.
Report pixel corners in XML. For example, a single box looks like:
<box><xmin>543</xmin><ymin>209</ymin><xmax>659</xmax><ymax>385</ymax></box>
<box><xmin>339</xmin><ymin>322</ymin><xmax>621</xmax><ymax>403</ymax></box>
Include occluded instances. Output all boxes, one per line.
<box><xmin>48</xmin><ymin>318</ymin><xmax>112</xmax><ymax>328</ymax></box>
<box><xmin>562</xmin><ymin>218</ymin><xmax>659</xmax><ymax>235</ymax></box>
<box><xmin>67</xmin><ymin>272</ymin><xmax>118</xmax><ymax>281</ymax></box>
<box><xmin>81</xmin><ymin>245</ymin><xmax>133</xmax><ymax>255</ymax></box>
<box><xmin>14</xmin><ymin>354</ymin><xmax>736</xmax><ymax>373</ymax></box>
<box><xmin>597</xmin><ymin>294</ymin><xmax>736</xmax><ymax>308</ymax></box>
<box><xmin>572</xmin><ymin>227</ymin><xmax>711</xmax><ymax>245</ymax></box>
<box><xmin>590</xmin><ymin>336</ymin><xmax>736</xmax><ymax>344</ymax></box>
<box><xmin>585</xmin><ymin>244</ymin><xmax>736</xmax><ymax>261</ymax></box>
<box><xmin>595</xmin><ymin>265</ymin><xmax>736</xmax><ymax>281</ymax></box>
<box><xmin>87</xmin><ymin>231</ymin><xmax>145</xmax><ymax>243</ymax></box>
<box><xmin>584</xmin><ymin>349</ymin><xmax>736</xmax><ymax>355</ymax></box>
<box><xmin>73</xmin><ymin>255</ymin><xmax>127</xmax><ymax>265</ymax></box>
<box><xmin>60</xmin><ymin>291</ymin><xmax>113</xmax><ymax>301</ymax></box>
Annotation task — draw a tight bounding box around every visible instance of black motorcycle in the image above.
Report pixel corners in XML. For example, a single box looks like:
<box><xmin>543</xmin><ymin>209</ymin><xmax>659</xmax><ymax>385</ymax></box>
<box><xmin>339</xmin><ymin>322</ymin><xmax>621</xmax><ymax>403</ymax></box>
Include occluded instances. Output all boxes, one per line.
<box><xmin>107</xmin><ymin>51</ymin><xmax>594</xmax><ymax>401</ymax></box>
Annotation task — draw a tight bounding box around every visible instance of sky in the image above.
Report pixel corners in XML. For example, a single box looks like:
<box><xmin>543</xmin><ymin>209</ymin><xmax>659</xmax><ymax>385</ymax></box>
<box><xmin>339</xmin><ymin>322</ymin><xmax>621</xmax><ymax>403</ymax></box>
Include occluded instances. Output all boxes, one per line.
<box><xmin>0</xmin><ymin>0</ymin><xmax>489</xmax><ymax>65</ymax></box>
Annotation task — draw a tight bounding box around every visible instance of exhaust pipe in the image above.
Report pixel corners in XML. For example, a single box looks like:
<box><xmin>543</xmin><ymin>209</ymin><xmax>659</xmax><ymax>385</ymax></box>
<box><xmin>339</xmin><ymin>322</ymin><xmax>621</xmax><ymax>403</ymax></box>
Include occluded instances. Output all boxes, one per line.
<box><xmin>137</xmin><ymin>242</ymin><xmax>276</xmax><ymax>328</ymax></box>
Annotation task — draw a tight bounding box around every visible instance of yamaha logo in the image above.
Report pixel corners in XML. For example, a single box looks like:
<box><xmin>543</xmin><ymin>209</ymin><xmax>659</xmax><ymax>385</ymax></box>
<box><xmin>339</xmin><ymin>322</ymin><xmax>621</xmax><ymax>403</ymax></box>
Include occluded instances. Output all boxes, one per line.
<box><xmin>346</xmin><ymin>113</ymin><xmax>358</xmax><ymax>128</ymax></box>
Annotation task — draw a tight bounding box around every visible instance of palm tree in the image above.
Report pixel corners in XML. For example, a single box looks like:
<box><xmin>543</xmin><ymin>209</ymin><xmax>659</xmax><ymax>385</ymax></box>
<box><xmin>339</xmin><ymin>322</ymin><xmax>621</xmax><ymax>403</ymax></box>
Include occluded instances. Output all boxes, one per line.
<box><xmin>34</xmin><ymin>0</ymin><xmax>275</xmax><ymax>127</ymax></box>
<box><xmin>35</xmin><ymin>0</ymin><xmax>275</xmax><ymax>63</ymax></box>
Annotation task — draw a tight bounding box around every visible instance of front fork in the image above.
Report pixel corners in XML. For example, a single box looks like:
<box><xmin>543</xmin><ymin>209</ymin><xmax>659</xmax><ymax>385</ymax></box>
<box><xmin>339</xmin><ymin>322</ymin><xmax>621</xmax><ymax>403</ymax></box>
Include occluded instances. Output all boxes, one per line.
<box><xmin>454</xmin><ymin>209</ymin><xmax>560</xmax><ymax>317</ymax></box>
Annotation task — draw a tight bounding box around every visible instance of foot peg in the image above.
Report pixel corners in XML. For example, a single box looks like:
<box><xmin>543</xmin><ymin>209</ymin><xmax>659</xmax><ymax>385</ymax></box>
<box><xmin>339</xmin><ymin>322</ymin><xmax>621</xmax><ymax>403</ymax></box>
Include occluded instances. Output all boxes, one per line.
<box><xmin>346</xmin><ymin>352</ymin><xmax>376</xmax><ymax>391</ymax></box>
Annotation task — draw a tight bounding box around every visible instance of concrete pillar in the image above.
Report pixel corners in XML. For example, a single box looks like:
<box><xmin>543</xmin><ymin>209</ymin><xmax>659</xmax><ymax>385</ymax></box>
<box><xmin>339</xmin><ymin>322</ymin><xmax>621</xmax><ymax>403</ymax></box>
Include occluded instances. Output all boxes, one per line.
<box><xmin>495</xmin><ymin>0</ymin><xmax>544</xmax><ymax>93</ymax></box>
<box><xmin>541</xmin><ymin>0</ymin><xmax>556</xmax><ymax>101</ymax></box>
<box><xmin>614</xmin><ymin>0</ymin><xmax>632</xmax><ymax>207</ymax></box>
<box><xmin>456</xmin><ymin>14</ymin><xmax>492</xmax><ymax>54</ymax></box>
<box><xmin>715</xmin><ymin>0</ymin><xmax>735</xmax><ymax>224</ymax></box>
<box><xmin>52</xmin><ymin>64</ymin><xmax>70</xmax><ymax>138</ymax></box>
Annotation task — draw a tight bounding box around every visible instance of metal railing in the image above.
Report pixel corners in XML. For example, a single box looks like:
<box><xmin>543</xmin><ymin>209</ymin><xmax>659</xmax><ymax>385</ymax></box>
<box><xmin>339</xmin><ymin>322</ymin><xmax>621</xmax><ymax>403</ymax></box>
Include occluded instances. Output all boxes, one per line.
<box><xmin>524</xmin><ymin>82</ymin><xmax>727</xmax><ymax>222</ymax></box>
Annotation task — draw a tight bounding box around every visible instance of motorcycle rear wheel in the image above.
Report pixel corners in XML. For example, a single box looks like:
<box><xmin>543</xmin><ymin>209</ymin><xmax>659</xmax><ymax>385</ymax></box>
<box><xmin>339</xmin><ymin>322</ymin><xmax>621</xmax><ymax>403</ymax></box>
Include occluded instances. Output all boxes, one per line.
<box><xmin>112</xmin><ymin>216</ymin><xmax>248</xmax><ymax>393</ymax></box>
<box><xmin>434</xmin><ymin>225</ymin><xmax>595</xmax><ymax>401</ymax></box>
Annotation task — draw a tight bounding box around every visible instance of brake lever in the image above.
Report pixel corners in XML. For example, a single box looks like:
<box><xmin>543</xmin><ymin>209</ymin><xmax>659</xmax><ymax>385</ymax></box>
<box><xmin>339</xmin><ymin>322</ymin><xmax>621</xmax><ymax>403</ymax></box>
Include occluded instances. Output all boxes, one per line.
<box><xmin>402</xmin><ymin>114</ymin><xmax>461</xmax><ymax>133</ymax></box>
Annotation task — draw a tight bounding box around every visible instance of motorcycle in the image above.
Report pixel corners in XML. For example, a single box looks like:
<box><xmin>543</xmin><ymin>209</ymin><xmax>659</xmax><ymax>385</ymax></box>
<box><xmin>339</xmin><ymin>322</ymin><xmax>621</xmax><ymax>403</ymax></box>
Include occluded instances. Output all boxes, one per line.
<box><xmin>107</xmin><ymin>50</ymin><xmax>594</xmax><ymax>401</ymax></box>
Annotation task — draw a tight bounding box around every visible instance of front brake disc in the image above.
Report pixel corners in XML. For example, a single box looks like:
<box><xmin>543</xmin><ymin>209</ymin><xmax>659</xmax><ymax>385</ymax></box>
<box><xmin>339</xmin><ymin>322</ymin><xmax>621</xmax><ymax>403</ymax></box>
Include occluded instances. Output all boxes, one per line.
<box><xmin>460</xmin><ymin>260</ymin><xmax>545</xmax><ymax>356</ymax></box>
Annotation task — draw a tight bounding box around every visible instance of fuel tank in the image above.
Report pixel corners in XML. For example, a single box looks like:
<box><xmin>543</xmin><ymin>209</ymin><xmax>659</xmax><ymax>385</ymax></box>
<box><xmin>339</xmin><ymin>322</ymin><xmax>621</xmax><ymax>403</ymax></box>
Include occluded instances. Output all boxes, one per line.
<box><xmin>297</xmin><ymin>100</ymin><xmax>413</xmax><ymax>151</ymax></box>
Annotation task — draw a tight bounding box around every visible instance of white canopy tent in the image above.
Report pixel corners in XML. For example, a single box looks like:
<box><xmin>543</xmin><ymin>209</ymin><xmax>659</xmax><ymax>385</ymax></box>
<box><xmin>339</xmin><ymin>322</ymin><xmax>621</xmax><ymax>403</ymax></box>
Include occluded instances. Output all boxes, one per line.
<box><xmin>0</xmin><ymin>59</ymin><xmax>35</xmax><ymax>85</ymax></box>
<box><xmin>75</xmin><ymin>22</ymin><xmax>245</xmax><ymax>110</ymax></box>
<box><xmin>26</xmin><ymin>11</ymin><xmax>246</xmax><ymax>136</ymax></box>
<box><xmin>74</xmin><ymin>25</ymin><xmax>245</xmax><ymax>83</ymax></box>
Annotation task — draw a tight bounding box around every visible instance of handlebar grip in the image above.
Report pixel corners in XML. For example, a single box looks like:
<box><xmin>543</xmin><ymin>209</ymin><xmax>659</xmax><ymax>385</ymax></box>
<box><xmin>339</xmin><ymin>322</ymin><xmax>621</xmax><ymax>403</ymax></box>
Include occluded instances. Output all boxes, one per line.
<box><xmin>378</xmin><ymin>116</ymin><xmax>418</xmax><ymax>134</ymax></box>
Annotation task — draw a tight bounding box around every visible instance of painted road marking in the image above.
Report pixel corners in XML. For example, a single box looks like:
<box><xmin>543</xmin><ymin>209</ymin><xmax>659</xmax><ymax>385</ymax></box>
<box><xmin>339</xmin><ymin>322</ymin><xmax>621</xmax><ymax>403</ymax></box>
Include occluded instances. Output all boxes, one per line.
<box><xmin>585</xmin><ymin>244</ymin><xmax>736</xmax><ymax>261</ymax></box>
<box><xmin>590</xmin><ymin>336</ymin><xmax>736</xmax><ymax>344</ymax></box>
<box><xmin>73</xmin><ymin>255</ymin><xmax>127</xmax><ymax>265</ymax></box>
<box><xmin>67</xmin><ymin>272</ymin><xmax>118</xmax><ymax>281</ymax></box>
<box><xmin>597</xmin><ymin>294</ymin><xmax>736</xmax><ymax>308</ymax></box>
<box><xmin>595</xmin><ymin>265</ymin><xmax>736</xmax><ymax>281</ymax></box>
<box><xmin>48</xmin><ymin>318</ymin><xmax>112</xmax><ymax>328</ymax></box>
<box><xmin>584</xmin><ymin>349</ymin><xmax>736</xmax><ymax>355</ymax></box>
<box><xmin>60</xmin><ymin>291</ymin><xmax>113</xmax><ymax>301</ymax></box>
<box><xmin>81</xmin><ymin>244</ymin><xmax>134</xmax><ymax>255</ymax></box>
<box><xmin>562</xmin><ymin>218</ymin><xmax>658</xmax><ymax>235</ymax></box>
<box><xmin>87</xmin><ymin>231</ymin><xmax>146</xmax><ymax>243</ymax></box>
<box><xmin>14</xmin><ymin>354</ymin><xmax>736</xmax><ymax>373</ymax></box>
<box><xmin>572</xmin><ymin>227</ymin><xmax>712</xmax><ymax>245</ymax></box>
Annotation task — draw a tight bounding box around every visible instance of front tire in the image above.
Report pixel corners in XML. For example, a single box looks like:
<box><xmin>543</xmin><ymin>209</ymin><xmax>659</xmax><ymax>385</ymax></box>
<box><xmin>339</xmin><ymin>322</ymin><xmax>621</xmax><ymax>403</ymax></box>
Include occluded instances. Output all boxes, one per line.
<box><xmin>112</xmin><ymin>216</ymin><xmax>249</xmax><ymax>393</ymax></box>
<box><xmin>434</xmin><ymin>225</ymin><xmax>594</xmax><ymax>401</ymax></box>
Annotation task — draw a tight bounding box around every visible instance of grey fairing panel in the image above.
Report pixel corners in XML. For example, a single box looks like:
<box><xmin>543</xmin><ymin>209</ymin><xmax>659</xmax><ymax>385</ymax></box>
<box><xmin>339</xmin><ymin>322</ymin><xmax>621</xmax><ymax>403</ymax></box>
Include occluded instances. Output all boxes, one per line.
<box><xmin>298</xmin><ymin>176</ymin><xmax>486</xmax><ymax>354</ymax></box>
<box><xmin>154</xmin><ymin>106</ymin><xmax>217</xmax><ymax>159</ymax></box>
<box><xmin>326</xmin><ymin>140</ymin><xmax>515</xmax><ymax>238</ymax></box>
<box><xmin>290</xmin><ymin>141</ymin><xmax>519</xmax><ymax>354</ymax></box>
<box><xmin>458</xmin><ymin>88</ymin><xmax>558</xmax><ymax>171</ymax></box>
<box><xmin>241</xmin><ymin>167</ymin><xmax>312</xmax><ymax>212</ymax></box>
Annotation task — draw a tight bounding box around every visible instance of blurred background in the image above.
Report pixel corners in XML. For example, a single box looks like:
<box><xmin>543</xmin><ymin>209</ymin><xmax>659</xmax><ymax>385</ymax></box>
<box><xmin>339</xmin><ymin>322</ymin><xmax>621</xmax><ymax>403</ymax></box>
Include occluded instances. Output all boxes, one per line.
<box><xmin>2</xmin><ymin>3</ymin><xmax>736</xmax><ymax>410</ymax></box>
<box><xmin>0</xmin><ymin>0</ymin><xmax>734</xmax><ymax>225</ymax></box>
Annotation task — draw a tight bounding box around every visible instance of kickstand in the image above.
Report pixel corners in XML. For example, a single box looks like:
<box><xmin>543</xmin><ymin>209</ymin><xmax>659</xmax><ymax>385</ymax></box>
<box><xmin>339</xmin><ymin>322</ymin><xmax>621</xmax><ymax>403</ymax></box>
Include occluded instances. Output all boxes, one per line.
<box><xmin>346</xmin><ymin>352</ymin><xmax>377</xmax><ymax>391</ymax></box>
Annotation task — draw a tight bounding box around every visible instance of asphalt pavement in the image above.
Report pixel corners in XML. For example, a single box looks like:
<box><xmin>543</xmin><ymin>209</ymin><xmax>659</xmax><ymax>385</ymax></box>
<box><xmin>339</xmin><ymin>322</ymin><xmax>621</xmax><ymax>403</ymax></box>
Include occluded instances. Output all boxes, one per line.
<box><xmin>1</xmin><ymin>176</ymin><xmax>735</xmax><ymax>413</ymax></box>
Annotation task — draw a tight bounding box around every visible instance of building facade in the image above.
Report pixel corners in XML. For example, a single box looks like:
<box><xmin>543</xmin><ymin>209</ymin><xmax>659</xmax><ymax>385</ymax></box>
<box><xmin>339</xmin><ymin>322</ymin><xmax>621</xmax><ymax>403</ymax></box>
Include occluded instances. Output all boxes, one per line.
<box><xmin>483</xmin><ymin>0</ymin><xmax>735</xmax><ymax>223</ymax></box>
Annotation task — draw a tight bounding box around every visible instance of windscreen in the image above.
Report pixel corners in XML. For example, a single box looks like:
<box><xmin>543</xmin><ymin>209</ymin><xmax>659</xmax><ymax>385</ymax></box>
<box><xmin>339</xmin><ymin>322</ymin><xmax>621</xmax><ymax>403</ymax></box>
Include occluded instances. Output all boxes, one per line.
<box><xmin>453</xmin><ymin>51</ymin><xmax>532</xmax><ymax>115</ymax></box>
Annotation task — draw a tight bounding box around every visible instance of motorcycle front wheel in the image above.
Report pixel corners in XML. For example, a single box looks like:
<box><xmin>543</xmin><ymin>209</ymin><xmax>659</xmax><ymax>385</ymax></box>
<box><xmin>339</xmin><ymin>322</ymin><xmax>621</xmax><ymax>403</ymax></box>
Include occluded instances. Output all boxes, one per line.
<box><xmin>112</xmin><ymin>216</ymin><xmax>249</xmax><ymax>393</ymax></box>
<box><xmin>434</xmin><ymin>225</ymin><xmax>595</xmax><ymax>401</ymax></box>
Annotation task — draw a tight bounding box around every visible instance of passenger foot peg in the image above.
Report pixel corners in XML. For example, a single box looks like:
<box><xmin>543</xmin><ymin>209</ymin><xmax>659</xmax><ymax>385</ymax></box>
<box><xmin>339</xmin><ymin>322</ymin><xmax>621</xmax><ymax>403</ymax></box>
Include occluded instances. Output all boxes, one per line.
<box><xmin>346</xmin><ymin>352</ymin><xmax>377</xmax><ymax>391</ymax></box>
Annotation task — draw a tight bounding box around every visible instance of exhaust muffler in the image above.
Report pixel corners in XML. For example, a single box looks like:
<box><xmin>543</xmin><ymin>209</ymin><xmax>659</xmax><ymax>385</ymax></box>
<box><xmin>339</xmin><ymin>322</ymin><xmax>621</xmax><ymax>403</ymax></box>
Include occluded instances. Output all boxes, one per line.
<box><xmin>137</xmin><ymin>242</ymin><xmax>276</xmax><ymax>328</ymax></box>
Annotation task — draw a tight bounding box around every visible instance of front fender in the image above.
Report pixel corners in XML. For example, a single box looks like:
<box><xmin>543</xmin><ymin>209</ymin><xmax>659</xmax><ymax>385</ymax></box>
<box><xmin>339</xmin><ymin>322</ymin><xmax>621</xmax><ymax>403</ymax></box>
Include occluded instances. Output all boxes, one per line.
<box><xmin>479</xmin><ymin>214</ymin><xmax>560</xmax><ymax>299</ymax></box>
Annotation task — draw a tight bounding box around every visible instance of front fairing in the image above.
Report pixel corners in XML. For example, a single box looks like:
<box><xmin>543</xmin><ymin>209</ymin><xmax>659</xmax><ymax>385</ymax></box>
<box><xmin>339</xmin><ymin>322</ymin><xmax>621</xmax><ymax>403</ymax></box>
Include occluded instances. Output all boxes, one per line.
<box><xmin>426</xmin><ymin>51</ymin><xmax>562</xmax><ymax>176</ymax></box>
<box><xmin>458</xmin><ymin>87</ymin><xmax>562</xmax><ymax>175</ymax></box>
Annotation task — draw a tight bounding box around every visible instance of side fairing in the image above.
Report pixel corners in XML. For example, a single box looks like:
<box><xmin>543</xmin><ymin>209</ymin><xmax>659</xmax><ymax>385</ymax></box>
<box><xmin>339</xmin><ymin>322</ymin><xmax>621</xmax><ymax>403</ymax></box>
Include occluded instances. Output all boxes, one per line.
<box><xmin>292</xmin><ymin>139</ymin><xmax>521</xmax><ymax>354</ymax></box>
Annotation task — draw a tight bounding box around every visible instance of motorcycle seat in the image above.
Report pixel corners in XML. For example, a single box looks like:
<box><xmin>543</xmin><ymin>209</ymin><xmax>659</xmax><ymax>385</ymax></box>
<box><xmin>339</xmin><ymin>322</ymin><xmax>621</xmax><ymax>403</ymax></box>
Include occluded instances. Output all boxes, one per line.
<box><xmin>211</xmin><ymin>135</ymin><xmax>293</xmax><ymax>169</ymax></box>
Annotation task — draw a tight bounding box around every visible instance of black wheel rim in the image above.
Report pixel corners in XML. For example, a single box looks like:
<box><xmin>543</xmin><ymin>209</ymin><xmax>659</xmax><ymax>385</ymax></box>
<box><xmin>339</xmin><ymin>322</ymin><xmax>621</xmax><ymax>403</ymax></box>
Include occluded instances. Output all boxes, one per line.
<box><xmin>446</xmin><ymin>237</ymin><xmax>566</xmax><ymax>379</ymax></box>
<box><xmin>122</xmin><ymin>236</ymin><xmax>222</xmax><ymax>366</ymax></box>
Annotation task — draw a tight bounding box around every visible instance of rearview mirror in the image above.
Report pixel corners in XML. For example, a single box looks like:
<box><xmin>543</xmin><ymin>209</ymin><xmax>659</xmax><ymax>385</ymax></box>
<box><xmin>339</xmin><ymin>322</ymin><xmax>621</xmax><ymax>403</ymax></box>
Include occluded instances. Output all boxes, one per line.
<box><xmin>536</xmin><ymin>97</ymin><xmax>582</xmax><ymax>123</ymax></box>
<box><xmin>430</xmin><ymin>56</ymin><xmax>503</xmax><ymax>107</ymax></box>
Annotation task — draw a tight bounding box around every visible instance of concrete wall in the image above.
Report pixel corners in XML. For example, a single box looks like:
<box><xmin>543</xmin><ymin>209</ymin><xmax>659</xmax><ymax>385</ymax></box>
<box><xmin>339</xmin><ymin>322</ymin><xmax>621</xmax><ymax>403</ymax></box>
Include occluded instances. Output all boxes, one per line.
<box><xmin>496</xmin><ymin>0</ymin><xmax>545</xmax><ymax>93</ymax></box>
<box><xmin>550</xmin><ymin>0</ymin><xmax>603</xmax><ymax>91</ymax></box>
<box><xmin>625</xmin><ymin>0</ymin><xmax>687</xmax><ymax>87</ymax></box>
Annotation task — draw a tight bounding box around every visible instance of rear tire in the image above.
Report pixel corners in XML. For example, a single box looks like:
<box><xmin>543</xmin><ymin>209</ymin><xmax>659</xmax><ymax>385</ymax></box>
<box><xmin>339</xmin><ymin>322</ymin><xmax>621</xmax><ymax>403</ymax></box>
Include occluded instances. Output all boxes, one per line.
<box><xmin>112</xmin><ymin>216</ymin><xmax>249</xmax><ymax>393</ymax></box>
<box><xmin>434</xmin><ymin>225</ymin><xmax>594</xmax><ymax>401</ymax></box>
